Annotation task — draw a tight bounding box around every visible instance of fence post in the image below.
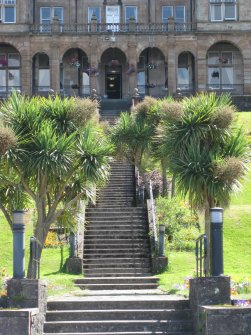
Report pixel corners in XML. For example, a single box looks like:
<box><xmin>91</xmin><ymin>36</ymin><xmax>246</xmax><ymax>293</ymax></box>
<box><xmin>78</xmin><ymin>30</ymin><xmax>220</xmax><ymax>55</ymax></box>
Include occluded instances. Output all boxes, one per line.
<box><xmin>210</xmin><ymin>207</ymin><xmax>223</xmax><ymax>276</ymax></box>
<box><xmin>12</xmin><ymin>210</ymin><xmax>26</xmax><ymax>279</ymax></box>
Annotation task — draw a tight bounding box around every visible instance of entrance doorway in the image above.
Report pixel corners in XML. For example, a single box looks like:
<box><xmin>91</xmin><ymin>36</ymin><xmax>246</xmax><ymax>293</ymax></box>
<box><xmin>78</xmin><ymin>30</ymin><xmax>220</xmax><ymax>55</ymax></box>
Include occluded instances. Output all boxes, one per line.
<box><xmin>105</xmin><ymin>66</ymin><xmax>122</xmax><ymax>99</ymax></box>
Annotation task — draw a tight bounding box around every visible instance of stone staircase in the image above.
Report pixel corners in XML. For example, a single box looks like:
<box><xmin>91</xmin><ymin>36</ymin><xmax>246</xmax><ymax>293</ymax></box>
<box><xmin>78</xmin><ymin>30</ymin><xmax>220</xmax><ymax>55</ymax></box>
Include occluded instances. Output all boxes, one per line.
<box><xmin>43</xmin><ymin>101</ymin><xmax>194</xmax><ymax>335</ymax></box>
<box><xmin>81</xmin><ymin>160</ymin><xmax>157</xmax><ymax>286</ymax></box>
<box><xmin>44</xmin><ymin>296</ymin><xmax>193</xmax><ymax>335</ymax></box>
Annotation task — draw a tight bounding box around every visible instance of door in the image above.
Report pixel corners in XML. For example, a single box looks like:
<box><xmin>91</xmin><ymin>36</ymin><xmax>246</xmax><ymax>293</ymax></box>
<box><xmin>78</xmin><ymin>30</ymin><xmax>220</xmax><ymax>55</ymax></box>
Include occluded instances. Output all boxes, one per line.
<box><xmin>105</xmin><ymin>66</ymin><xmax>122</xmax><ymax>99</ymax></box>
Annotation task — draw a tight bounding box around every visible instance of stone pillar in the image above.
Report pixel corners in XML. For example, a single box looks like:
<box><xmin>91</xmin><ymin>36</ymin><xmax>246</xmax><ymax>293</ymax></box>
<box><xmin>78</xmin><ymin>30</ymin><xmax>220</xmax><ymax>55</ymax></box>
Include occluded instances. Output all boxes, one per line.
<box><xmin>197</xmin><ymin>54</ymin><xmax>207</xmax><ymax>92</ymax></box>
<box><xmin>127</xmin><ymin>40</ymin><xmax>137</xmax><ymax>97</ymax></box>
<box><xmin>21</xmin><ymin>50</ymin><xmax>32</xmax><ymax>96</ymax></box>
<box><xmin>51</xmin><ymin>44</ymin><xmax>60</xmax><ymax>94</ymax></box>
<box><xmin>189</xmin><ymin>277</ymin><xmax>231</xmax><ymax>335</ymax></box>
<box><xmin>90</xmin><ymin>14</ymin><xmax>98</xmax><ymax>32</ymax></box>
<box><xmin>128</xmin><ymin>17</ymin><xmax>136</xmax><ymax>32</ymax></box>
<box><xmin>52</xmin><ymin>16</ymin><xmax>60</xmax><ymax>33</ymax></box>
<box><xmin>168</xmin><ymin>16</ymin><xmax>175</xmax><ymax>32</ymax></box>
<box><xmin>167</xmin><ymin>38</ymin><xmax>177</xmax><ymax>95</ymax></box>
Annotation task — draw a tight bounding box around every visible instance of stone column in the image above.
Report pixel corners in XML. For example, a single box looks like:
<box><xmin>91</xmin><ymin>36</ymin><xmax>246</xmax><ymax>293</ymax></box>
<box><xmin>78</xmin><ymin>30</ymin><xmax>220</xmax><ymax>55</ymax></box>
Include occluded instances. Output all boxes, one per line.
<box><xmin>127</xmin><ymin>40</ymin><xmax>137</xmax><ymax>96</ymax></box>
<box><xmin>51</xmin><ymin>43</ymin><xmax>60</xmax><ymax>94</ymax></box>
<box><xmin>189</xmin><ymin>277</ymin><xmax>231</xmax><ymax>335</ymax></box>
<box><xmin>197</xmin><ymin>53</ymin><xmax>207</xmax><ymax>92</ymax></box>
<box><xmin>167</xmin><ymin>37</ymin><xmax>177</xmax><ymax>95</ymax></box>
<box><xmin>21</xmin><ymin>46</ymin><xmax>32</xmax><ymax>96</ymax></box>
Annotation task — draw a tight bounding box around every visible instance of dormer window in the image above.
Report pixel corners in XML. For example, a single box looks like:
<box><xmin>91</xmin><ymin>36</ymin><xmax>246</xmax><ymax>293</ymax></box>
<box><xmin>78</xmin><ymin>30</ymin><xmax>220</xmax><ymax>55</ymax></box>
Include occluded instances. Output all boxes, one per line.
<box><xmin>210</xmin><ymin>0</ymin><xmax>237</xmax><ymax>22</ymax></box>
<box><xmin>0</xmin><ymin>0</ymin><xmax>16</xmax><ymax>23</ymax></box>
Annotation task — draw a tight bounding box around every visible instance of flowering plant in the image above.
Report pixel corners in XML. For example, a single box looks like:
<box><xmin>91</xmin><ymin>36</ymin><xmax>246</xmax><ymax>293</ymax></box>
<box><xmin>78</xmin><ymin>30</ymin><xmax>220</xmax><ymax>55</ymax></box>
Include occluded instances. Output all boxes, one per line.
<box><xmin>69</xmin><ymin>57</ymin><xmax>81</xmax><ymax>68</ymax></box>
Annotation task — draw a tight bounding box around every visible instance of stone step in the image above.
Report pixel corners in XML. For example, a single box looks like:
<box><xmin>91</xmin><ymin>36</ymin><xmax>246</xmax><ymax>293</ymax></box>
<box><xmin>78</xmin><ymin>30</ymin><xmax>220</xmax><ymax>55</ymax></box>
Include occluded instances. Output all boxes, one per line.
<box><xmin>75</xmin><ymin>283</ymin><xmax>159</xmax><ymax>291</ymax></box>
<box><xmin>84</xmin><ymin>239</ymin><xmax>149</xmax><ymax>246</ymax></box>
<box><xmin>86</xmin><ymin>213</ymin><xmax>147</xmax><ymax>219</ymax></box>
<box><xmin>47</xmin><ymin>298</ymin><xmax>190</xmax><ymax>311</ymax></box>
<box><xmin>83</xmin><ymin>268</ymin><xmax>151</xmax><ymax>275</ymax></box>
<box><xmin>84</xmin><ymin>244</ymin><xmax>149</xmax><ymax>250</ymax></box>
<box><xmin>85</xmin><ymin>222</ymin><xmax>147</xmax><ymax>227</ymax></box>
<box><xmin>44</xmin><ymin>320</ymin><xmax>193</xmax><ymax>333</ymax></box>
<box><xmin>85</xmin><ymin>229</ymin><xmax>147</xmax><ymax>235</ymax></box>
<box><xmin>84</xmin><ymin>272</ymin><xmax>152</xmax><ymax>278</ymax></box>
<box><xmin>74</xmin><ymin>277</ymin><xmax>159</xmax><ymax>285</ymax></box>
<box><xmin>86</xmin><ymin>206</ymin><xmax>146</xmax><ymax>214</ymax></box>
<box><xmin>83</xmin><ymin>257</ymin><xmax>150</xmax><ymax>264</ymax></box>
<box><xmin>46</xmin><ymin>308</ymin><xmax>191</xmax><ymax>322</ymax></box>
<box><xmin>44</xmin><ymin>332</ymin><xmax>193</xmax><ymax>335</ymax></box>
<box><xmin>83</xmin><ymin>254</ymin><xmax>149</xmax><ymax>259</ymax></box>
<box><xmin>83</xmin><ymin>262</ymin><xmax>151</xmax><ymax>269</ymax></box>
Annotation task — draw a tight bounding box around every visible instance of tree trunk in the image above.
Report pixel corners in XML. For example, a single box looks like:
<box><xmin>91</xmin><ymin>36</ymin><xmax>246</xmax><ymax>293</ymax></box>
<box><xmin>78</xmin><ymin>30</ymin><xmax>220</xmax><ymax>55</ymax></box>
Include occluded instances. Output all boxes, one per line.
<box><xmin>27</xmin><ymin>224</ymin><xmax>48</xmax><ymax>279</ymax></box>
<box><xmin>161</xmin><ymin>159</ymin><xmax>168</xmax><ymax>197</ymax></box>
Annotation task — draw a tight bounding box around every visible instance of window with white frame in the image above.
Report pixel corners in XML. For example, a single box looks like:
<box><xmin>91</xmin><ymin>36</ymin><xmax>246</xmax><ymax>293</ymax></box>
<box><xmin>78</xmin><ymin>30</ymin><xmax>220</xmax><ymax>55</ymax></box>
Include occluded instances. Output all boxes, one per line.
<box><xmin>208</xmin><ymin>51</ymin><xmax>234</xmax><ymax>89</ymax></box>
<box><xmin>162</xmin><ymin>6</ymin><xmax>185</xmax><ymax>24</ymax></box>
<box><xmin>125</xmin><ymin>6</ymin><xmax>137</xmax><ymax>23</ymax></box>
<box><xmin>210</xmin><ymin>0</ymin><xmax>237</xmax><ymax>21</ymax></box>
<box><xmin>40</xmin><ymin>7</ymin><xmax>63</xmax><ymax>30</ymax></box>
<box><xmin>88</xmin><ymin>7</ymin><xmax>101</xmax><ymax>24</ymax></box>
<box><xmin>0</xmin><ymin>0</ymin><xmax>16</xmax><ymax>23</ymax></box>
<box><xmin>0</xmin><ymin>52</ymin><xmax>20</xmax><ymax>92</ymax></box>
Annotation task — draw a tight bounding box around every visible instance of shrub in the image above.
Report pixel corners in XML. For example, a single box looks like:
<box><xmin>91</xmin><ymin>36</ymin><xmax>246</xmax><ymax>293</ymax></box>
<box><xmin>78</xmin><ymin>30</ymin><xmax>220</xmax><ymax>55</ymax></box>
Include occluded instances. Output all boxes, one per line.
<box><xmin>156</xmin><ymin>196</ymin><xmax>200</xmax><ymax>251</ymax></box>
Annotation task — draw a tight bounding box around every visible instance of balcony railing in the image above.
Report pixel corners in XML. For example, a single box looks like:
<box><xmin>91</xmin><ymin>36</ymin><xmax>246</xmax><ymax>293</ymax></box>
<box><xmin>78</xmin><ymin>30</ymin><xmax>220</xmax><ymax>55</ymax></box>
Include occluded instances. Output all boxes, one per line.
<box><xmin>0</xmin><ymin>86</ymin><xmax>21</xmax><ymax>98</ymax></box>
<box><xmin>30</xmin><ymin>22</ymin><xmax>196</xmax><ymax>34</ymax></box>
<box><xmin>206</xmin><ymin>84</ymin><xmax>244</xmax><ymax>95</ymax></box>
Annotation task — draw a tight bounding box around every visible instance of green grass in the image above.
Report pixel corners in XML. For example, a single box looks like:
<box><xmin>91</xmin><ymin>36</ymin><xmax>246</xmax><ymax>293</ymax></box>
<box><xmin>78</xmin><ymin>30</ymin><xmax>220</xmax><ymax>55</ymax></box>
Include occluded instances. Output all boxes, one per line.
<box><xmin>0</xmin><ymin>214</ymin><xmax>82</xmax><ymax>297</ymax></box>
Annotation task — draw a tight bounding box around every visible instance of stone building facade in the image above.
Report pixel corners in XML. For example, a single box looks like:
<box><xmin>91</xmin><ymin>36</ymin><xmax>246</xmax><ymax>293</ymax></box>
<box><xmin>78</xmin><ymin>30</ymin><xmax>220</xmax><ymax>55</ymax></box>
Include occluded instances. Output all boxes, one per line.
<box><xmin>0</xmin><ymin>0</ymin><xmax>250</xmax><ymax>100</ymax></box>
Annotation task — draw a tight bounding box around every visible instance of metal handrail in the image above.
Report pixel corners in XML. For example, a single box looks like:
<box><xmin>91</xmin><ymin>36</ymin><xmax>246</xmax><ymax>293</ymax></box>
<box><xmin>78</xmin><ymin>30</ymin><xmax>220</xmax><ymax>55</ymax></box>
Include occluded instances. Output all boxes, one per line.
<box><xmin>195</xmin><ymin>234</ymin><xmax>207</xmax><ymax>277</ymax></box>
<box><xmin>148</xmin><ymin>180</ymin><xmax>158</xmax><ymax>254</ymax></box>
<box><xmin>30</xmin><ymin>236</ymin><xmax>42</xmax><ymax>279</ymax></box>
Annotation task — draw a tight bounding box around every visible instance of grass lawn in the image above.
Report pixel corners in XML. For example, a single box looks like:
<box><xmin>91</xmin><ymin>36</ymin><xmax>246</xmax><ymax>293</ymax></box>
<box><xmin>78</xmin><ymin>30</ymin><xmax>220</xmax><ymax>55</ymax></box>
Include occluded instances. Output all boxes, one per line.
<box><xmin>0</xmin><ymin>213</ymin><xmax>82</xmax><ymax>297</ymax></box>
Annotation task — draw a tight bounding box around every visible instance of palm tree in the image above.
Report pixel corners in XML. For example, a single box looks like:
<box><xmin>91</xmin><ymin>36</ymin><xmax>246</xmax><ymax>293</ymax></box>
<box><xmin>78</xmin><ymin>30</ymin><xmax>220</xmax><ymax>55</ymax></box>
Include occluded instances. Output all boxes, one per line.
<box><xmin>157</xmin><ymin>93</ymin><xmax>249</xmax><ymax>273</ymax></box>
<box><xmin>0</xmin><ymin>92</ymin><xmax>113</xmax><ymax>277</ymax></box>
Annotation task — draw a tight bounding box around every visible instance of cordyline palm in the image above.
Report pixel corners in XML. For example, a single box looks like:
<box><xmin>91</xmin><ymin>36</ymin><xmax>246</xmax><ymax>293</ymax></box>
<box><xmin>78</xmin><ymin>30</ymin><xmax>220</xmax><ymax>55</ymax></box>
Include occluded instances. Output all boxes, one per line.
<box><xmin>0</xmin><ymin>92</ymin><xmax>113</xmax><ymax>277</ymax></box>
<box><xmin>110</xmin><ymin>110</ymin><xmax>155</xmax><ymax>193</ymax></box>
<box><xmin>156</xmin><ymin>93</ymin><xmax>249</xmax><ymax>273</ymax></box>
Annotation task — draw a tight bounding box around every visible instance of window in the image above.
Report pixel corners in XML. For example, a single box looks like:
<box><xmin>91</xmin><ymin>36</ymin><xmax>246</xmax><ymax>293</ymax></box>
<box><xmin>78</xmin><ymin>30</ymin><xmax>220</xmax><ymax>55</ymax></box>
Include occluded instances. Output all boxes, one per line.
<box><xmin>88</xmin><ymin>7</ymin><xmax>101</xmax><ymax>24</ymax></box>
<box><xmin>0</xmin><ymin>0</ymin><xmax>16</xmax><ymax>23</ymax></box>
<box><xmin>0</xmin><ymin>51</ymin><xmax>20</xmax><ymax>93</ymax></box>
<box><xmin>162</xmin><ymin>6</ymin><xmax>185</xmax><ymax>24</ymax></box>
<box><xmin>125</xmin><ymin>6</ymin><xmax>137</xmax><ymax>23</ymax></box>
<box><xmin>162</xmin><ymin>6</ymin><xmax>185</xmax><ymax>30</ymax></box>
<box><xmin>40</xmin><ymin>7</ymin><xmax>63</xmax><ymax>31</ymax></box>
<box><xmin>208</xmin><ymin>51</ymin><xmax>234</xmax><ymax>89</ymax></box>
<box><xmin>210</xmin><ymin>0</ymin><xmax>237</xmax><ymax>21</ymax></box>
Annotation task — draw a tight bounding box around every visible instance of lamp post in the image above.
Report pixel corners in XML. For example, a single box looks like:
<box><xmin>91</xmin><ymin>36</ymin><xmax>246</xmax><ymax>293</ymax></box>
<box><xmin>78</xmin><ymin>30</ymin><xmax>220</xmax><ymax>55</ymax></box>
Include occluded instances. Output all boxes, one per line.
<box><xmin>158</xmin><ymin>224</ymin><xmax>165</xmax><ymax>257</ymax></box>
<box><xmin>210</xmin><ymin>207</ymin><xmax>223</xmax><ymax>276</ymax></box>
<box><xmin>12</xmin><ymin>210</ymin><xmax>26</xmax><ymax>279</ymax></box>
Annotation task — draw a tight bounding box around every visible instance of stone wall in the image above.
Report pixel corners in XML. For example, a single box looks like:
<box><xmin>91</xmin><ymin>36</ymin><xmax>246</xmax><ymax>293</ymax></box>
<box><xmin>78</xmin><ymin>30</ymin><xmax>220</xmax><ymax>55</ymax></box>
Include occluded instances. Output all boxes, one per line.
<box><xmin>0</xmin><ymin>309</ymin><xmax>42</xmax><ymax>335</ymax></box>
<box><xmin>199</xmin><ymin>306</ymin><xmax>251</xmax><ymax>335</ymax></box>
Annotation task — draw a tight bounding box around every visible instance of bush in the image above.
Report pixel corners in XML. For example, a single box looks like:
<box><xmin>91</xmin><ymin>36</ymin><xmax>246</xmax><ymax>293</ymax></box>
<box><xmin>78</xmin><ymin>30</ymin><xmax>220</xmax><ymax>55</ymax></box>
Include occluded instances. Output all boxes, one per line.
<box><xmin>156</xmin><ymin>197</ymin><xmax>200</xmax><ymax>251</ymax></box>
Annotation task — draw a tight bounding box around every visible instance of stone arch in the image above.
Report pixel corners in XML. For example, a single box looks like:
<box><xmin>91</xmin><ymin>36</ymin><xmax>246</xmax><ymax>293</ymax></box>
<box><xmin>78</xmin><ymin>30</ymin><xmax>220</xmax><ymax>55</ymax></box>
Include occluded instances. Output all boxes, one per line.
<box><xmin>137</xmin><ymin>47</ymin><xmax>167</xmax><ymax>97</ymax></box>
<box><xmin>99</xmin><ymin>47</ymin><xmax>127</xmax><ymax>99</ymax></box>
<box><xmin>206</xmin><ymin>41</ymin><xmax>243</xmax><ymax>94</ymax></box>
<box><xmin>32</xmin><ymin>52</ymin><xmax>51</xmax><ymax>95</ymax></box>
<box><xmin>0</xmin><ymin>42</ymin><xmax>21</xmax><ymax>97</ymax></box>
<box><xmin>177</xmin><ymin>51</ymin><xmax>196</xmax><ymax>94</ymax></box>
<box><xmin>61</xmin><ymin>48</ymin><xmax>90</xmax><ymax>96</ymax></box>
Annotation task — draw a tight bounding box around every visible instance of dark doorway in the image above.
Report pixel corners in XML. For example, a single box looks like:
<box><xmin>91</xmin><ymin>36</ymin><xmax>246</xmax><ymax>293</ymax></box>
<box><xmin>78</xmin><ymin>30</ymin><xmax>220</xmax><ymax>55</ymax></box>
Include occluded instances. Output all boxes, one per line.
<box><xmin>105</xmin><ymin>66</ymin><xmax>122</xmax><ymax>99</ymax></box>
